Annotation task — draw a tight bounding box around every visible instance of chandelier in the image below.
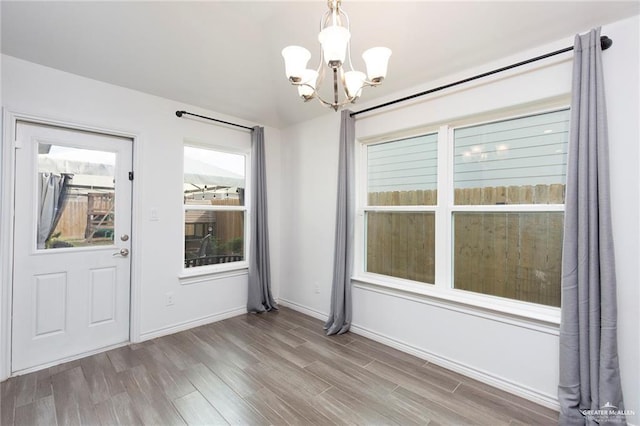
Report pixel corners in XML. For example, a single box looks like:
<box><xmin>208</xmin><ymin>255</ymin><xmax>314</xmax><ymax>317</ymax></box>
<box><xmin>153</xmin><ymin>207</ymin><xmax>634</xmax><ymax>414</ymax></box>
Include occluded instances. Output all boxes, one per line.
<box><xmin>281</xmin><ymin>0</ymin><xmax>391</xmax><ymax>111</ymax></box>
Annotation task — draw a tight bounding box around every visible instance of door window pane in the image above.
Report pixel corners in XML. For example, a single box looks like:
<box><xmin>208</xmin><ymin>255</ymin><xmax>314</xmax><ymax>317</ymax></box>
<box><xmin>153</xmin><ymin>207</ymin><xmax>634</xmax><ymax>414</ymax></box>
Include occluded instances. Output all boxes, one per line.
<box><xmin>366</xmin><ymin>211</ymin><xmax>435</xmax><ymax>284</ymax></box>
<box><xmin>454</xmin><ymin>109</ymin><xmax>569</xmax><ymax>205</ymax></box>
<box><xmin>368</xmin><ymin>133</ymin><xmax>438</xmax><ymax>206</ymax></box>
<box><xmin>37</xmin><ymin>143</ymin><xmax>116</xmax><ymax>249</ymax></box>
<box><xmin>453</xmin><ymin>212</ymin><xmax>563</xmax><ymax>307</ymax></box>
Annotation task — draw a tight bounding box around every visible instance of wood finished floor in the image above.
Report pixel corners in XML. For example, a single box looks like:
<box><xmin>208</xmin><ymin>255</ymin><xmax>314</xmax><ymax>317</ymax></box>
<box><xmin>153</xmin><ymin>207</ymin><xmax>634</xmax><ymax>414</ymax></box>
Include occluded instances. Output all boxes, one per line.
<box><xmin>1</xmin><ymin>307</ymin><xmax>559</xmax><ymax>425</ymax></box>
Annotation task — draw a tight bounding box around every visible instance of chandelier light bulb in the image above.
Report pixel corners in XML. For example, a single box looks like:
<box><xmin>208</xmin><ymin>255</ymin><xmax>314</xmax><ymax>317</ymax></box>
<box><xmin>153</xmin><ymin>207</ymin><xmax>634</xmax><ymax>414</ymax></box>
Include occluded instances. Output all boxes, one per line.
<box><xmin>318</xmin><ymin>26</ymin><xmax>351</xmax><ymax>68</ymax></box>
<box><xmin>297</xmin><ymin>69</ymin><xmax>319</xmax><ymax>99</ymax></box>
<box><xmin>344</xmin><ymin>71</ymin><xmax>366</xmax><ymax>99</ymax></box>
<box><xmin>362</xmin><ymin>47</ymin><xmax>392</xmax><ymax>83</ymax></box>
<box><xmin>282</xmin><ymin>46</ymin><xmax>311</xmax><ymax>82</ymax></box>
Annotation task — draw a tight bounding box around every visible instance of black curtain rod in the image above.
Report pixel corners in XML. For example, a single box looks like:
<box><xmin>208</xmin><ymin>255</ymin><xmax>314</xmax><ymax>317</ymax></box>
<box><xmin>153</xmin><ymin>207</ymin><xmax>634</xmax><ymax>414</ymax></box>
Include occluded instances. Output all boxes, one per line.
<box><xmin>175</xmin><ymin>110</ymin><xmax>254</xmax><ymax>131</ymax></box>
<box><xmin>351</xmin><ymin>35</ymin><xmax>613</xmax><ymax>117</ymax></box>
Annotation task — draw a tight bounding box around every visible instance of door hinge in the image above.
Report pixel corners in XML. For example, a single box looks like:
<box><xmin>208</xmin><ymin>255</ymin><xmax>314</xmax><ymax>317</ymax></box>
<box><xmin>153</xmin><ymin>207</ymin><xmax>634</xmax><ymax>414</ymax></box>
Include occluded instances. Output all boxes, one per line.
<box><xmin>128</xmin><ymin>171</ymin><xmax>134</xmax><ymax>181</ymax></box>
<box><xmin>13</xmin><ymin>139</ymin><xmax>22</xmax><ymax>149</ymax></box>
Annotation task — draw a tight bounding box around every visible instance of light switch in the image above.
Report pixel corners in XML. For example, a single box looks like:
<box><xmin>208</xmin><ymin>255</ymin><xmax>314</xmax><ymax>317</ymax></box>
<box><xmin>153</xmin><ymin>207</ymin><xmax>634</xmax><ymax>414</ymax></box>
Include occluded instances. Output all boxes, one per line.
<box><xmin>150</xmin><ymin>208</ymin><xmax>159</xmax><ymax>221</ymax></box>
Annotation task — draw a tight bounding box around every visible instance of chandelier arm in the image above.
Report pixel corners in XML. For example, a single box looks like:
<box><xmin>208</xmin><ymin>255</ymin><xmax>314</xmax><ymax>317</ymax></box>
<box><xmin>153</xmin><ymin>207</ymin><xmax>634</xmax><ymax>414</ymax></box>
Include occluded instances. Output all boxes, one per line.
<box><xmin>320</xmin><ymin>6</ymin><xmax>331</xmax><ymax>31</ymax></box>
<box><xmin>316</xmin><ymin>95</ymin><xmax>355</xmax><ymax>110</ymax></box>
<box><xmin>315</xmin><ymin>49</ymin><xmax>324</xmax><ymax>73</ymax></box>
<box><xmin>317</xmin><ymin>68</ymin><xmax>357</xmax><ymax>109</ymax></box>
<box><xmin>346</xmin><ymin>45</ymin><xmax>355</xmax><ymax>72</ymax></box>
<box><xmin>290</xmin><ymin>81</ymin><xmax>316</xmax><ymax>100</ymax></box>
<box><xmin>339</xmin><ymin>67</ymin><xmax>351</xmax><ymax>99</ymax></box>
<box><xmin>362</xmin><ymin>79</ymin><xmax>383</xmax><ymax>87</ymax></box>
<box><xmin>341</xmin><ymin>9</ymin><xmax>356</xmax><ymax>72</ymax></box>
<box><xmin>341</xmin><ymin>5</ymin><xmax>350</xmax><ymax>29</ymax></box>
<box><xmin>289</xmin><ymin>80</ymin><xmax>356</xmax><ymax>110</ymax></box>
<box><xmin>316</xmin><ymin>56</ymin><xmax>327</xmax><ymax>87</ymax></box>
<box><xmin>317</xmin><ymin>9</ymin><xmax>331</xmax><ymax>72</ymax></box>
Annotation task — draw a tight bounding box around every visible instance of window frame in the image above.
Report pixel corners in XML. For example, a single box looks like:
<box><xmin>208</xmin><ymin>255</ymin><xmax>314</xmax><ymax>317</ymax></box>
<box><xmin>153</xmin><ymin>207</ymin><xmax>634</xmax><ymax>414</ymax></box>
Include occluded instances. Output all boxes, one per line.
<box><xmin>361</xmin><ymin>129</ymin><xmax>440</xmax><ymax>285</ymax></box>
<box><xmin>354</xmin><ymin>105</ymin><xmax>569</xmax><ymax>324</ymax></box>
<box><xmin>181</xmin><ymin>142</ymin><xmax>251</xmax><ymax>278</ymax></box>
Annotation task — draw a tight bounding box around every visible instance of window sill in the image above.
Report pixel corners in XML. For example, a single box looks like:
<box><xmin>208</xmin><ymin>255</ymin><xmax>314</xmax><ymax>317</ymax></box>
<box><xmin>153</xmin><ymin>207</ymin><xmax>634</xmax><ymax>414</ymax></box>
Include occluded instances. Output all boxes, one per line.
<box><xmin>351</xmin><ymin>273</ymin><xmax>561</xmax><ymax>333</ymax></box>
<box><xmin>179</xmin><ymin>262</ymin><xmax>249</xmax><ymax>285</ymax></box>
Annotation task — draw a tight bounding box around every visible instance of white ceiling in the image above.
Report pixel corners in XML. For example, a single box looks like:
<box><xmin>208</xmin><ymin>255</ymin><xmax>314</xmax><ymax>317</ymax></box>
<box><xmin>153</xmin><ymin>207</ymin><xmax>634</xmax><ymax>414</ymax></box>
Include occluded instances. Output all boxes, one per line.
<box><xmin>2</xmin><ymin>1</ymin><xmax>638</xmax><ymax>128</ymax></box>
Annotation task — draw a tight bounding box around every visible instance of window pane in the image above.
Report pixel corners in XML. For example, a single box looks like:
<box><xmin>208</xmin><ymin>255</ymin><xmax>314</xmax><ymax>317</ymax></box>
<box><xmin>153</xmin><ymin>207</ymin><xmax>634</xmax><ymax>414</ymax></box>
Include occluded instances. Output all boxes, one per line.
<box><xmin>184</xmin><ymin>210</ymin><xmax>245</xmax><ymax>268</ymax></box>
<box><xmin>453</xmin><ymin>212</ymin><xmax>563</xmax><ymax>307</ymax></box>
<box><xmin>184</xmin><ymin>146</ymin><xmax>245</xmax><ymax>206</ymax></box>
<box><xmin>368</xmin><ymin>133</ymin><xmax>437</xmax><ymax>206</ymax></box>
<box><xmin>366</xmin><ymin>212</ymin><xmax>435</xmax><ymax>283</ymax></box>
<box><xmin>38</xmin><ymin>144</ymin><xmax>116</xmax><ymax>249</ymax></box>
<box><xmin>454</xmin><ymin>109</ymin><xmax>569</xmax><ymax>205</ymax></box>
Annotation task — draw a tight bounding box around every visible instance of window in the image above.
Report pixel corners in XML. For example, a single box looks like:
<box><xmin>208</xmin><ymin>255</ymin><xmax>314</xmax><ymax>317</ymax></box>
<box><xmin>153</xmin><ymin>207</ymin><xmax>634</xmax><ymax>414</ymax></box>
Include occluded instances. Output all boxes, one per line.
<box><xmin>360</xmin><ymin>108</ymin><xmax>569</xmax><ymax>308</ymax></box>
<box><xmin>365</xmin><ymin>133</ymin><xmax>437</xmax><ymax>283</ymax></box>
<box><xmin>183</xmin><ymin>146</ymin><xmax>247</xmax><ymax>270</ymax></box>
<box><xmin>37</xmin><ymin>144</ymin><xmax>116</xmax><ymax>249</ymax></box>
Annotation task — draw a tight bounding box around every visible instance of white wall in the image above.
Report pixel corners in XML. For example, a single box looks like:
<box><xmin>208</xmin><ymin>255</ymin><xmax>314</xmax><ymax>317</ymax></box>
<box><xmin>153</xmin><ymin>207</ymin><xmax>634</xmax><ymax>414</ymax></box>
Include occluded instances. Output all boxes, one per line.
<box><xmin>280</xmin><ymin>112</ymin><xmax>340</xmax><ymax>313</ymax></box>
<box><xmin>0</xmin><ymin>55</ymin><xmax>283</xmax><ymax>376</ymax></box>
<box><xmin>279</xmin><ymin>15</ymin><xmax>639</xmax><ymax>418</ymax></box>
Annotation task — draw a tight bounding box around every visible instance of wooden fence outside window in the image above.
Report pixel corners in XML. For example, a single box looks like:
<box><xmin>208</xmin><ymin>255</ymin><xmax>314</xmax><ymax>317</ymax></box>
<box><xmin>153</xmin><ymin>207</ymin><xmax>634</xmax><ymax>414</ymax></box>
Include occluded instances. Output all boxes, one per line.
<box><xmin>366</xmin><ymin>184</ymin><xmax>564</xmax><ymax>307</ymax></box>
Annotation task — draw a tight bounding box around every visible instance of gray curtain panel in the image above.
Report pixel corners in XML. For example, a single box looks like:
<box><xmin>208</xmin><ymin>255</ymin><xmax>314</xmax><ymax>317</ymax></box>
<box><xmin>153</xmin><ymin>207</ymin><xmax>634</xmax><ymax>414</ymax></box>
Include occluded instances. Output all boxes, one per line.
<box><xmin>558</xmin><ymin>27</ymin><xmax>625</xmax><ymax>425</ymax></box>
<box><xmin>247</xmin><ymin>126</ymin><xmax>277</xmax><ymax>313</ymax></box>
<box><xmin>325</xmin><ymin>110</ymin><xmax>355</xmax><ymax>335</ymax></box>
<box><xmin>37</xmin><ymin>173</ymin><xmax>71</xmax><ymax>249</ymax></box>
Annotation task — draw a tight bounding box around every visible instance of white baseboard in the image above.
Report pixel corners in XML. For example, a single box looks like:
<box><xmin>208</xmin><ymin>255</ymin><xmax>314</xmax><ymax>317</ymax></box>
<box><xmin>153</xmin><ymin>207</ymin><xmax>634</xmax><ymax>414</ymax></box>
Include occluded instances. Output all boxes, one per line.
<box><xmin>11</xmin><ymin>340</ymin><xmax>130</xmax><ymax>377</ymax></box>
<box><xmin>278</xmin><ymin>298</ymin><xmax>328</xmax><ymax>321</ymax></box>
<box><xmin>10</xmin><ymin>306</ymin><xmax>248</xmax><ymax>377</ymax></box>
<box><xmin>278</xmin><ymin>298</ymin><xmax>560</xmax><ymax>412</ymax></box>
<box><xmin>139</xmin><ymin>306</ymin><xmax>247</xmax><ymax>342</ymax></box>
<box><xmin>350</xmin><ymin>322</ymin><xmax>560</xmax><ymax>411</ymax></box>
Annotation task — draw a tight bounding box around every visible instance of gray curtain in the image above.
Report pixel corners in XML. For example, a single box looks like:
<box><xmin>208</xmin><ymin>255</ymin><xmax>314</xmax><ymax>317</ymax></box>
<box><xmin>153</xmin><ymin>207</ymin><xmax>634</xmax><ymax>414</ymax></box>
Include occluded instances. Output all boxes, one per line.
<box><xmin>558</xmin><ymin>28</ymin><xmax>625</xmax><ymax>425</ymax></box>
<box><xmin>37</xmin><ymin>173</ymin><xmax>71</xmax><ymax>249</ymax></box>
<box><xmin>325</xmin><ymin>110</ymin><xmax>355</xmax><ymax>335</ymax></box>
<box><xmin>247</xmin><ymin>126</ymin><xmax>277</xmax><ymax>313</ymax></box>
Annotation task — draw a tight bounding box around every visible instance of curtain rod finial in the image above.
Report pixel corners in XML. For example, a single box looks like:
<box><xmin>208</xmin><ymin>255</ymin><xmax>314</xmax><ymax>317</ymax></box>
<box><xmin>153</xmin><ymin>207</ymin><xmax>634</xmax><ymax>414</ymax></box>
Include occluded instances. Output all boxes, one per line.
<box><xmin>176</xmin><ymin>110</ymin><xmax>184</xmax><ymax>117</ymax></box>
<box><xmin>601</xmin><ymin>35</ymin><xmax>613</xmax><ymax>50</ymax></box>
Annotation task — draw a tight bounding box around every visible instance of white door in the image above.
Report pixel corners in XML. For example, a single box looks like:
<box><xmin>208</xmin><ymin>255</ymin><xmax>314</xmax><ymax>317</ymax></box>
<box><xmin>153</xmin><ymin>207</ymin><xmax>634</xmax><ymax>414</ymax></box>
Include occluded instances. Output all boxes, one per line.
<box><xmin>12</xmin><ymin>121</ymin><xmax>132</xmax><ymax>373</ymax></box>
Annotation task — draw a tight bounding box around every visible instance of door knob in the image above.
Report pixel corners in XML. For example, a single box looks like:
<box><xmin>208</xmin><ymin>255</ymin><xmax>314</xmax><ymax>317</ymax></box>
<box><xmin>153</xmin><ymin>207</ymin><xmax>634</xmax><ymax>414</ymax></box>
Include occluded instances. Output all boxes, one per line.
<box><xmin>113</xmin><ymin>248</ymin><xmax>129</xmax><ymax>257</ymax></box>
